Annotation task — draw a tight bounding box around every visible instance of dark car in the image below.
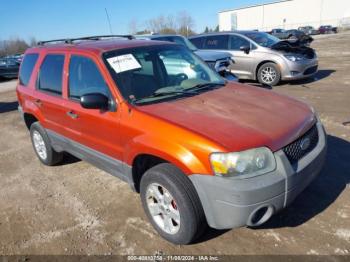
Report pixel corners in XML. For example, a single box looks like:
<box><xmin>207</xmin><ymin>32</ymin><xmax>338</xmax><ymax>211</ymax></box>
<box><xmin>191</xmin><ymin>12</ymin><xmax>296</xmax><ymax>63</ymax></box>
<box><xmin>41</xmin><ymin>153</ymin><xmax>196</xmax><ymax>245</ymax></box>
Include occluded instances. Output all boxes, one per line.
<box><xmin>319</xmin><ymin>25</ymin><xmax>336</xmax><ymax>34</ymax></box>
<box><xmin>270</xmin><ymin>29</ymin><xmax>289</xmax><ymax>39</ymax></box>
<box><xmin>0</xmin><ymin>57</ymin><xmax>20</xmax><ymax>79</ymax></box>
<box><xmin>284</xmin><ymin>29</ymin><xmax>306</xmax><ymax>40</ymax></box>
<box><xmin>298</xmin><ymin>26</ymin><xmax>319</xmax><ymax>35</ymax></box>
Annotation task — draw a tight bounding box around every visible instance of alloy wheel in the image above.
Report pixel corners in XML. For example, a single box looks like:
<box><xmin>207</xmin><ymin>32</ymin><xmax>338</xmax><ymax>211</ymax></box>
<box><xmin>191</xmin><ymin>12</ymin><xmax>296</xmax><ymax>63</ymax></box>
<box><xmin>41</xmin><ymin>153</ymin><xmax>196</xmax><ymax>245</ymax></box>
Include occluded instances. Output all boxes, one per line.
<box><xmin>32</xmin><ymin>130</ymin><xmax>47</xmax><ymax>160</ymax></box>
<box><xmin>261</xmin><ymin>66</ymin><xmax>277</xmax><ymax>84</ymax></box>
<box><xmin>146</xmin><ymin>183</ymin><xmax>180</xmax><ymax>235</ymax></box>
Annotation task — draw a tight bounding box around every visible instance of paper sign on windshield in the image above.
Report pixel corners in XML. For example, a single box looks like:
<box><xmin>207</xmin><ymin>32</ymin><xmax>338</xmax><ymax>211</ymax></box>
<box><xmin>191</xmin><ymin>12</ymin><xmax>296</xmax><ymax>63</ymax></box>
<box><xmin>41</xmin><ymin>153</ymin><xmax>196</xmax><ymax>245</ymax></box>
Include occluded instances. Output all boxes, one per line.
<box><xmin>107</xmin><ymin>54</ymin><xmax>141</xmax><ymax>73</ymax></box>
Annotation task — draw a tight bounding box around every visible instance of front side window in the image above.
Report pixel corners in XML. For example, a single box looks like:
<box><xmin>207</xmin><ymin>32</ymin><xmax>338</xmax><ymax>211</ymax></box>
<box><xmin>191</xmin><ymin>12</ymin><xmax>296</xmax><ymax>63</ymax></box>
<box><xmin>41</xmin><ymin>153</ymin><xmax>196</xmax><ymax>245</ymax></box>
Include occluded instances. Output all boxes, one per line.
<box><xmin>37</xmin><ymin>54</ymin><xmax>64</xmax><ymax>95</ymax></box>
<box><xmin>19</xmin><ymin>53</ymin><xmax>39</xmax><ymax>86</ymax></box>
<box><xmin>203</xmin><ymin>35</ymin><xmax>228</xmax><ymax>50</ymax></box>
<box><xmin>103</xmin><ymin>45</ymin><xmax>225</xmax><ymax>105</ymax></box>
<box><xmin>68</xmin><ymin>55</ymin><xmax>110</xmax><ymax>100</ymax></box>
<box><xmin>229</xmin><ymin>35</ymin><xmax>250</xmax><ymax>50</ymax></box>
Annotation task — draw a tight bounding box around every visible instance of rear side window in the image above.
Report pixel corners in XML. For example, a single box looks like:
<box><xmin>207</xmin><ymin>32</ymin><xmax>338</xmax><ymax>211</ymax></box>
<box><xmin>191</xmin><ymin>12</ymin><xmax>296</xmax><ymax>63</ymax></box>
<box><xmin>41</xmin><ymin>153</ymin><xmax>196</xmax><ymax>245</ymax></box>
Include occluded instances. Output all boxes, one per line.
<box><xmin>189</xmin><ymin>37</ymin><xmax>204</xmax><ymax>49</ymax></box>
<box><xmin>19</xmin><ymin>53</ymin><xmax>39</xmax><ymax>86</ymax></box>
<box><xmin>68</xmin><ymin>55</ymin><xmax>110</xmax><ymax>99</ymax></box>
<box><xmin>203</xmin><ymin>35</ymin><xmax>228</xmax><ymax>50</ymax></box>
<box><xmin>37</xmin><ymin>54</ymin><xmax>64</xmax><ymax>95</ymax></box>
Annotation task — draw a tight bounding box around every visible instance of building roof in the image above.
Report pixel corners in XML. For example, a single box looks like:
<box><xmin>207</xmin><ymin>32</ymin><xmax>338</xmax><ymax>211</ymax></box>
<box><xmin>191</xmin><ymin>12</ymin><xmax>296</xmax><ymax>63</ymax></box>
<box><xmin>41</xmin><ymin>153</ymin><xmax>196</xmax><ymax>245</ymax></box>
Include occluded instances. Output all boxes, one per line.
<box><xmin>219</xmin><ymin>0</ymin><xmax>292</xmax><ymax>13</ymax></box>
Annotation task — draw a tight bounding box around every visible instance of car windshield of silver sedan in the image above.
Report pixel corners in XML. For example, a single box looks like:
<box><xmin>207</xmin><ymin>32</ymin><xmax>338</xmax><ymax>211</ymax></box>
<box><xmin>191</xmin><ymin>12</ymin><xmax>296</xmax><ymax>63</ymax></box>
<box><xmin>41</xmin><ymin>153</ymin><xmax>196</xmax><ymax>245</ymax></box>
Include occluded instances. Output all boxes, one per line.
<box><xmin>103</xmin><ymin>45</ymin><xmax>225</xmax><ymax>105</ymax></box>
<box><xmin>242</xmin><ymin>32</ymin><xmax>280</xmax><ymax>48</ymax></box>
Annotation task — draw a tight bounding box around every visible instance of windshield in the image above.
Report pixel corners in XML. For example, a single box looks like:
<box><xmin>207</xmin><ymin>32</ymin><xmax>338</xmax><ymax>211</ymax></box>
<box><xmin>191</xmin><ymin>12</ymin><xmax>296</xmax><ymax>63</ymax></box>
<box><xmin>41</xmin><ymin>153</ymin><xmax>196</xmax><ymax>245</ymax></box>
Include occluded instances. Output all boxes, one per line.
<box><xmin>103</xmin><ymin>44</ymin><xmax>225</xmax><ymax>105</ymax></box>
<box><xmin>241</xmin><ymin>32</ymin><xmax>280</xmax><ymax>48</ymax></box>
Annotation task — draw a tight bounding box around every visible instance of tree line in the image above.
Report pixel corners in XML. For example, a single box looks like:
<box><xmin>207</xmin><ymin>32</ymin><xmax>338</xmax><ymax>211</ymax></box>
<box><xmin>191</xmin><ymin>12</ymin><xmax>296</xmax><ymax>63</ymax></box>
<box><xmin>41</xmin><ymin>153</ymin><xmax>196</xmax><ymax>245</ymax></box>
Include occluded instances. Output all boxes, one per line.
<box><xmin>0</xmin><ymin>37</ymin><xmax>37</xmax><ymax>57</ymax></box>
<box><xmin>129</xmin><ymin>11</ymin><xmax>218</xmax><ymax>36</ymax></box>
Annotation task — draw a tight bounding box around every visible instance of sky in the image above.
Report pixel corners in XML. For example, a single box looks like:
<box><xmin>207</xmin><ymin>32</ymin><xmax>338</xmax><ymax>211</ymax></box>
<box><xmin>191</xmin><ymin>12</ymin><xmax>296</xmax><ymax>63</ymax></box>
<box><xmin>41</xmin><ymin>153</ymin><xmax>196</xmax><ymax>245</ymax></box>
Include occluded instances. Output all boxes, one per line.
<box><xmin>1</xmin><ymin>0</ymin><xmax>269</xmax><ymax>42</ymax></box>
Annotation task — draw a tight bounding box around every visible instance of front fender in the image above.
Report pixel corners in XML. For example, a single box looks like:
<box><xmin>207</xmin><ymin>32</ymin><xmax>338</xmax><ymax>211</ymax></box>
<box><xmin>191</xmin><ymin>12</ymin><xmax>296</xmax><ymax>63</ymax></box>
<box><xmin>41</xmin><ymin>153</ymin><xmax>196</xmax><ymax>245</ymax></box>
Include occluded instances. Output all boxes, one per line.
<box><xmin>124</xmin><ymin>134</ymin><xmax>211</xmax><ymax>175</ymax></box>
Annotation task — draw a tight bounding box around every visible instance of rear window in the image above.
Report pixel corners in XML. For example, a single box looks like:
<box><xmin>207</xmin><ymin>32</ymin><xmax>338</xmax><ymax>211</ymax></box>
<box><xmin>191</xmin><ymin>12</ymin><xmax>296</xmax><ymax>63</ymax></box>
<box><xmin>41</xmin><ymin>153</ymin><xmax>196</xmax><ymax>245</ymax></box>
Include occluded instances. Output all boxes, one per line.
<box><xmin>202</xmin><ymin>35</ymin><xmax>228</xmax><ymax>50</ymax></box>
<box><xmin>37</xmin><ymin>54</ymin><xmax>64</xmax><ymax>95</ymax></box>
<box><xmin>19</xmin><ymin>53</ymin><xmax>39</xmax><ymax>86</ymax></box>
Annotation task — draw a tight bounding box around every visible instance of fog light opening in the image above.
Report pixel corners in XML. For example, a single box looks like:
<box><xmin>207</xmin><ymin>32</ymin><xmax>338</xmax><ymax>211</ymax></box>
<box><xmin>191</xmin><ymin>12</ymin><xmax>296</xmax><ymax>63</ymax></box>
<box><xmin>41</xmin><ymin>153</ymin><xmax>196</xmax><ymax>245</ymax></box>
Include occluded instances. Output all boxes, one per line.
<box><xmin>248</xmin><ymin>205</ymin><xmax>274</xmax><ymax>227</ymax></box>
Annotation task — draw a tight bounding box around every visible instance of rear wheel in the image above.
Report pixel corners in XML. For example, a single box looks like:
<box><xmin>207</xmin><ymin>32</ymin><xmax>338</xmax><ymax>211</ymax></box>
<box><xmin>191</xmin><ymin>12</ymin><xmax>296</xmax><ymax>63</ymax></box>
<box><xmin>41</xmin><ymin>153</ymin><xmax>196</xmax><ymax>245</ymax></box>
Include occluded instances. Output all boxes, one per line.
<box><xmin>257</xmin><ymin>62</ymin><xmax>281</xmax><ymax>86</ymax></box>
<box><xmin>30</xmin><ymin>122</ymin><xmax>63</xmax><ymax>165</ymax></box>
<box><xmin>140</xmin><ymin>163</ymin><xmax>207</xmax><ymax>244</ymax></box>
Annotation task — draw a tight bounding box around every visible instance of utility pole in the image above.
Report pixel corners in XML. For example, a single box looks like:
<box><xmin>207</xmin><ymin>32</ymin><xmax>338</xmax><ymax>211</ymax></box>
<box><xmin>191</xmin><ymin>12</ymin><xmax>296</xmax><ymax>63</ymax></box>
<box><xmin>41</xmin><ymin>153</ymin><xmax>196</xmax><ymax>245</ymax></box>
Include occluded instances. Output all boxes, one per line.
<box><xmin>105</xmin><ymin>8</ymin><xmax>113</xmax><ymax>35</ymax></box>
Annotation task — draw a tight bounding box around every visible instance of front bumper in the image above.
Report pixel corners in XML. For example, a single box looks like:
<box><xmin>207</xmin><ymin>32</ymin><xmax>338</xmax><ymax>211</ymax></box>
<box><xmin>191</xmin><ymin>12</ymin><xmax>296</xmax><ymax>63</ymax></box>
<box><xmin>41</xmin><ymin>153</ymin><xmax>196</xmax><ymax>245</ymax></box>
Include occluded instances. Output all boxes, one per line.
<box><xmin>281</xmin><ymin>58</ymin><xmax>318</xmax><ymax>80</ymax></box>
<box><xmin>189</xmin><ymin>121</ymin><xmax>327</xmax><ymax>229</ymax></box>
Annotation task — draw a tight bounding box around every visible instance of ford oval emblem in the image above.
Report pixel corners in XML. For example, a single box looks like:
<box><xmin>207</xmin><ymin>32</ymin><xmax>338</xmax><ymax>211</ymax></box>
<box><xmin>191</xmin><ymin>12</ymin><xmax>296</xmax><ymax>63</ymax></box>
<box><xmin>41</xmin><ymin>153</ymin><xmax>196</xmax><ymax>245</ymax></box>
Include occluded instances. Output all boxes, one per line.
<box><xmin>300</xmin><ymin>137</ymin><xmax>311</xmax><ymax>151</ymax></box>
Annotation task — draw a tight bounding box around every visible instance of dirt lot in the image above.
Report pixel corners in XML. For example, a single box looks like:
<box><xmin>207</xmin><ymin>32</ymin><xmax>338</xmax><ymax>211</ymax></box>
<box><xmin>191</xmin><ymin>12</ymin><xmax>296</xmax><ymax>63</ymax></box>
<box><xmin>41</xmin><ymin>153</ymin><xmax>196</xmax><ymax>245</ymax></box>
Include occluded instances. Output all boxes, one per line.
<box><xmin>0</xmin><ymin>32</ymin><xmax>349</xmax><ymax>256</ymax></box>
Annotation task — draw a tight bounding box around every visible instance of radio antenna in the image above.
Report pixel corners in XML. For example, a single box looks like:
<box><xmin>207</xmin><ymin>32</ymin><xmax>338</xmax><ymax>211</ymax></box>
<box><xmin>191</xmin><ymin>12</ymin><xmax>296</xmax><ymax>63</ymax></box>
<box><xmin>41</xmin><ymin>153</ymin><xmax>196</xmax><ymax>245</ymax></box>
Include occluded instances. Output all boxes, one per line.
<box><xmin>105</xmin><ymin>8</ymin><xmax>113</xmax><ymax>34</ymax></box>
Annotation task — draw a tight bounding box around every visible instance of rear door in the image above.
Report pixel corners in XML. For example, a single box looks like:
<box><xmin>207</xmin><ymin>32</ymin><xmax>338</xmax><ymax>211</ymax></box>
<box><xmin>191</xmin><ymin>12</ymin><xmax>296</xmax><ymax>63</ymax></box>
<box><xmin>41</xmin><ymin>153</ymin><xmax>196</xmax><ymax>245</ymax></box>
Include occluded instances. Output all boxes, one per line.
<box><xmin>34</xmin><ymin>53</ymin><xmax>67</xmax><ymax>134</ymax></box>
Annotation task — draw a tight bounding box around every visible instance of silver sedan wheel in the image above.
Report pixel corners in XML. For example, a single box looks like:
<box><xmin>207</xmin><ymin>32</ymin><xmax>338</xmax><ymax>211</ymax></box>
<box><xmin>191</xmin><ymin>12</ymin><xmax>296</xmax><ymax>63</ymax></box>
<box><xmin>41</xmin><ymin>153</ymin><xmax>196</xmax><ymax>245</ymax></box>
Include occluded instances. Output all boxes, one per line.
<box><xmin>146</xmin><ymin>183</ymin><xmax>180</xmax><ymax>235</ymax></box>
<box><xmin>261</xmin><ymin>66</ymin><xmax>277</xmax><ymax>84</ymax></box>
<box><xmin>32</xmin><ymin>130</ymin><xmax>47</xmax><ymax>160</ymax></box>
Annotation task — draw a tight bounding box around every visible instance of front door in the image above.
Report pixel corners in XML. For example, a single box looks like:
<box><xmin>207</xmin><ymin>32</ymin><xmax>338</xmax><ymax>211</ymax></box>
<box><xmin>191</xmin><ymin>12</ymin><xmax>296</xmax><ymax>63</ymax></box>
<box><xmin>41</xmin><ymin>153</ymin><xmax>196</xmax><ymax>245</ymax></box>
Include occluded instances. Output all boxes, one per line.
<box><xmin>227</xmin><ymin>35</ymin><xmax>256</xmax><ymax>79</ymax></box>
<box><xmin>63</xmin><ymin>54</ymin><xmax>123</xmax><ymax>163</ymax></box>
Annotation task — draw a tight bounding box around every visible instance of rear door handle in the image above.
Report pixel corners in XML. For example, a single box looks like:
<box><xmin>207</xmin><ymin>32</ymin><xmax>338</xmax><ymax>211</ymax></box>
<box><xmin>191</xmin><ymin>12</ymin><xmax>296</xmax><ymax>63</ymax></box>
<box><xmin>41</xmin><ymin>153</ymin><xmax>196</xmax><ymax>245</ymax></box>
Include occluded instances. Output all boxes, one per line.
<box><xmin>66</xmin><ymin>110</ymin><xmax>78</xmax><ymax>119</ymax></box>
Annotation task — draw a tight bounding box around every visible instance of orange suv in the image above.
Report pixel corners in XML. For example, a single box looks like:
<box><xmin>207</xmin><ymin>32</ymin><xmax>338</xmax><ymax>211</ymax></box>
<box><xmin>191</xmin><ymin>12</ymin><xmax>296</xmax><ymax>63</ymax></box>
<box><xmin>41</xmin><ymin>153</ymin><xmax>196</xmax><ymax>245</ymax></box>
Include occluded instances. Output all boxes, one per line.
<box><xmin>17</xmin><ymin>35</ymin><xmax>327</xmax><ymax>244</ymax></box>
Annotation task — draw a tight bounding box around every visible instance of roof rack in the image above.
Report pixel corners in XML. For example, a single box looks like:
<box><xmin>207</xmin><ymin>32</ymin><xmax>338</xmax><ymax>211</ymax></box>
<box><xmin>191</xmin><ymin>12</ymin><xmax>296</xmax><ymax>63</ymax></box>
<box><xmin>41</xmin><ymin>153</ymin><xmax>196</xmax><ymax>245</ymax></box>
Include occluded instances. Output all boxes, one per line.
<box><xmin>37</xmin><ymin>35</ymin><xmax>135</xmax><ymax>46</ymax></box>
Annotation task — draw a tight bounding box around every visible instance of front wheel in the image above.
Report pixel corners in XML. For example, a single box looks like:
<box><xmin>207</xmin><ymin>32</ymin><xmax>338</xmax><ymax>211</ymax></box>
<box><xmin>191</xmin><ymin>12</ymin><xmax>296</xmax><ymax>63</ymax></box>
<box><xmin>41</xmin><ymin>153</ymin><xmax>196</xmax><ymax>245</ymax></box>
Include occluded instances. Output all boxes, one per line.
<box><xmin>140</xmin><ymin>163</ymin><xmax>207</xmax><ymax>244</ymax></box>
<box><xmin>257</xmin><ymin>62</ymin><xmax>281</xmax><ymax>86</ymax></box>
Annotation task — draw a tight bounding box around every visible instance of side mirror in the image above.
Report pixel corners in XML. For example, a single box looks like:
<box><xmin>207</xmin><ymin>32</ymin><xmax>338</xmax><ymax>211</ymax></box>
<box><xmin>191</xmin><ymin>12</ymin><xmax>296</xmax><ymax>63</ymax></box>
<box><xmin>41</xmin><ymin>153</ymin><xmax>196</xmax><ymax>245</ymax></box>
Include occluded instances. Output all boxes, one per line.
<box><xmin>240</xmin><ymin>45</ymin><xmax>251</xmax><ymax>54</ymax></box>
<box><xmin>80</xmin><ymin>93</ymin><xmax>109</xmax><ymax>110</ymax></box>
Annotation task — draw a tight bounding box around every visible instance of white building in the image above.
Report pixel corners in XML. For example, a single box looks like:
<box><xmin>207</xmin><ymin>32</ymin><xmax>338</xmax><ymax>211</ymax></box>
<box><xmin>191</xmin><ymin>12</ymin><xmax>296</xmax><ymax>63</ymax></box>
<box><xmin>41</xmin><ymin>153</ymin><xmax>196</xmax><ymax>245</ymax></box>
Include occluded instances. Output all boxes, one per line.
<box><xmin>219</xmin><ymin>0</ymin><xmax>350</xmax><ymax>31</ymax></box>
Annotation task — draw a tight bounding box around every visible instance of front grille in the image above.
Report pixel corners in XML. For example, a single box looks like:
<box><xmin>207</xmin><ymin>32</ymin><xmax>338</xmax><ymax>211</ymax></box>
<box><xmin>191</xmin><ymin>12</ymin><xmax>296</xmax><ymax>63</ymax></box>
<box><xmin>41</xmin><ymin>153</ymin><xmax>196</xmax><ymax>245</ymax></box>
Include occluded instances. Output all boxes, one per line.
<box><xmin>304</xmin><ymin>65</ymin><xmax>318</xmax><ymax>75</ymax></box>
<box><xmin>283</xmin><ymin>124</ymin><xmax>319</xmax><ymax>164</ymax></box>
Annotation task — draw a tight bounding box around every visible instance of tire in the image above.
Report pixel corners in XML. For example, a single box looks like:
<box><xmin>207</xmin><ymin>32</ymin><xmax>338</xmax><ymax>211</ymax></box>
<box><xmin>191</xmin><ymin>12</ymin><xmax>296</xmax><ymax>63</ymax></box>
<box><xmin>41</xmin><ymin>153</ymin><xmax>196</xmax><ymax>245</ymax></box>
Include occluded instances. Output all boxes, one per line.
<box><xmin>257</xmin><ymin>62</ymin><xmax>281</xmax><ymax>86</ymax></box>
<box><xmin>30</xmin><ymin>122</ymin><xmax>63</xmax><ymax>166</ymax></box>
<box><xmin>140</xmin><ymin>163</ymin><xmax>207</xmax><ymax>244</ymax></box>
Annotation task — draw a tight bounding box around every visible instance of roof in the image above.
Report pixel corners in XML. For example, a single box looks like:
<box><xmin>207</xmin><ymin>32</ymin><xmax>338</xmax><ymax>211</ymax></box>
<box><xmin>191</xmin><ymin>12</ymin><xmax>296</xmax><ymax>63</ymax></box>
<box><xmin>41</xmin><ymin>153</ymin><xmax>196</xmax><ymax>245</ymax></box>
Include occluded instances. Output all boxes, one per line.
<box><xmin>188</xmin><ymin>30</ymin><xmax>264</xmax><ymax>38</ymax></box>
<box><xmin>27</xmin><ymin>38</ymin><xmax>175</xmax><ymax>55</ymax></box>
<box><xmin>219</xmin><ymin>0</ymin><xmax>292</xmax><ymax>13</ymax></box>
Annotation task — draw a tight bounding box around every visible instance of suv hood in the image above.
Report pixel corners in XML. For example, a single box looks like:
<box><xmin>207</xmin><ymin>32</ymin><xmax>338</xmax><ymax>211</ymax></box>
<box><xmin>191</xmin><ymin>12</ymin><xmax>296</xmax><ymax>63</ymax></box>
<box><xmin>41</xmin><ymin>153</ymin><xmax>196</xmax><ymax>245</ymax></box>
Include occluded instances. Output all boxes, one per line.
<box><xmin>194</xmin><ymin>50</ymin><xmax>232</xmax><ymax>62</ymax></box>
<box><xmin>136</xmin><ymin>83</ymin><xmax>316</xmax><ymax>152</ymax></box>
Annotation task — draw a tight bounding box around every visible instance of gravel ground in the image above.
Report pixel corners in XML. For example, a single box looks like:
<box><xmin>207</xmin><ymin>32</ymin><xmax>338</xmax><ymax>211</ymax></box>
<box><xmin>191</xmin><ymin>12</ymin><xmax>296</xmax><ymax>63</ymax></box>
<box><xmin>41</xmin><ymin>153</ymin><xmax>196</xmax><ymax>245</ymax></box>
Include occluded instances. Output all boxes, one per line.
<box><xmin>0</xmin><ymin>32</ymin><xmax>349</xmax><ymax>256</ymax></box>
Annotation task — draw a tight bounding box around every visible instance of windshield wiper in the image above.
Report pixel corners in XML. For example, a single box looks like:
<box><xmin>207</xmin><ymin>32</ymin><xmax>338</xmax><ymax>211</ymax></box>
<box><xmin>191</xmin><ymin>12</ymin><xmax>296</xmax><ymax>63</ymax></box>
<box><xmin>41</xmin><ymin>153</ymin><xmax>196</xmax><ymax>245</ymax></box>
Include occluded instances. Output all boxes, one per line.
<box><xmin>185</xmin><ymin>82</ymin><xmax>226</xmax><ymax>92</ymax></box>
<box><xmin>130</xmin><ymin>90</ymin><xmax>198</xmax><ymax>105</ymax></box>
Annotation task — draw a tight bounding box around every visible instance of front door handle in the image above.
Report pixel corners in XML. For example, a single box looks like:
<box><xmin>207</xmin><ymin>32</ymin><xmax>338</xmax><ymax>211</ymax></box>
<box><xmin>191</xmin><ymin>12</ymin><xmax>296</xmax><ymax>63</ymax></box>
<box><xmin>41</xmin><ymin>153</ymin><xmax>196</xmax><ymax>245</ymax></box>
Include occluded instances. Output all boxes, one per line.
<box><xmin>66</xmin><ymin>110</ymin><xmax>78</xmax><ymax>119</ymax></box>
<box><xmin>34</xmin><ymin>99</ymin><xmax>42</xmax><ymax>107</ymax></box>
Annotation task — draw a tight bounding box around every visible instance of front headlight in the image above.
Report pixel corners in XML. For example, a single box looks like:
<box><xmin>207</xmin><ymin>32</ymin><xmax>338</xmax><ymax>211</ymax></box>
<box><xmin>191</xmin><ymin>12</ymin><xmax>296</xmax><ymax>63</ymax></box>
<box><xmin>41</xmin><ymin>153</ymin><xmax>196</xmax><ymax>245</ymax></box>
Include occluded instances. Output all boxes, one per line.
<box><xmin>284</xmin><ymin>54</ymin><xmax>305</xmax><ymax>62</ymax></box>
<box><xmin>210</xmin><ymin>147</ymin><xmax>276</xmax><ymax>177</ymax></box>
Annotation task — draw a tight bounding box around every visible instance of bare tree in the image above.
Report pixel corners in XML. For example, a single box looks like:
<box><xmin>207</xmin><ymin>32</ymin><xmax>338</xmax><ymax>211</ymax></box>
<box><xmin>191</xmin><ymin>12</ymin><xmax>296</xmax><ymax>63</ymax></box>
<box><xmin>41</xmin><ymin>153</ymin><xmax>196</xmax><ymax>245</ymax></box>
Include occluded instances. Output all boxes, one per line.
<box><xmin>0</xmin><ymin>37</ymin><xmax>29</xmax><ymax>57</ymax></box>
<box><xmin>135</xmin><ymin>11</ymin><xmax>196</xmax><ymax>36</ymax></box>
<box><xmin>29</xmin><ymin>36</ymin><xmax>38</xmax><ymax>47</ymax></box>
<box><xmin>177</xmin><ymin>11</ymin><xmax>195</xmax><ymax>36</ymax></box>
